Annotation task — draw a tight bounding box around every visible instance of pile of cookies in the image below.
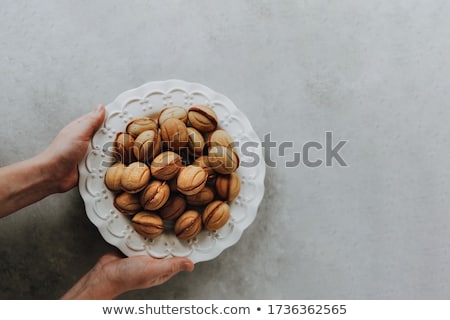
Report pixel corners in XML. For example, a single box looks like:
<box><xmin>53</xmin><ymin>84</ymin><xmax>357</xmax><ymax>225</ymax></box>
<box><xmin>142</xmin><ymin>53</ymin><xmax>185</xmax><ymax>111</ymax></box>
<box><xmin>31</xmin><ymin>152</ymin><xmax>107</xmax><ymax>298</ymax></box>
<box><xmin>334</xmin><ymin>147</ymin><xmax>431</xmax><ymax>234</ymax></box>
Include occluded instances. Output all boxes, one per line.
<box><xmin>104</xmin><ymin>105</ymin><xmax>240</xmax><ymax>240</ymax></box>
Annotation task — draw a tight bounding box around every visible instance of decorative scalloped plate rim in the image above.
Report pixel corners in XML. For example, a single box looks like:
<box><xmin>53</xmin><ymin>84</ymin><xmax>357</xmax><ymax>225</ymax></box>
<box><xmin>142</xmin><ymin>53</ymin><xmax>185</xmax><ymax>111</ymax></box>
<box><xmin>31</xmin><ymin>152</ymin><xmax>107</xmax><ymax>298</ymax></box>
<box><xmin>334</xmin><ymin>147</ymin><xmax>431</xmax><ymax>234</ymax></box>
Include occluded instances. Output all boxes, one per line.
<box><xmin>78</xmin><ymin>80</ymin><xmax>265</xmax><ymax>263</ymax></box>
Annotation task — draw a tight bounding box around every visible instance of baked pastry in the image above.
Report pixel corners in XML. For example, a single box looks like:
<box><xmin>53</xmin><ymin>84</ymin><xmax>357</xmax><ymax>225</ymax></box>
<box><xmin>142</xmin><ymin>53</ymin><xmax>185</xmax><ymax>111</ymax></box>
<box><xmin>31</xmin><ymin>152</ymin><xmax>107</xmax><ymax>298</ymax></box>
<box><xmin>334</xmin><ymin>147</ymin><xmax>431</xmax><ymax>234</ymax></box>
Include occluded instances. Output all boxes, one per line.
<box><xmin>215</xmin><ymin>172</ymin><xmax>240</xmax><ymax>202</ymax></box>
<box><xmin>188</xmin><ymin>105</ymin><xmax>218</xmax><ymax>132</ymax></box>
<box><xmin>174</xmin><ymin>210</ymin><xmax>202</xmax><ymax>240</ymax></box>
<box><xmin>202</xmin><ymin>200</ymin><xmax>230</xmax><ymax>231</ymax></box>
<box><xmin>176</xmin><ymin>165</ymin><xmax>208</xmax><ymax>195</ymax></box>
<box><xmin>132</xmin><ymin>212</ymin><xmax>164</xmax><ymax>238</ymax></box>
<box><xmin>120</xmin><ymin>162</ymin><xmax>151</xmax><ymax>193</ymax></box>
<box><xmin>113</xmin><ymin>192</ymin><xmax>141</xmax><ymax>215</ymax></box>
<box><xmin>140</xmin><ymin>180</ymin><xmax>170</xmax><ymax>211</ymax></box>
<box><xmin>185</xmin><ymin>186</ymin><xmax>215</xmax><ymax>206</ymax></box>
<box><xmin>159</xmin><ymin>194</ymin><xmax>187</xmax><ymax>221</ymax></box>
<box><xmin>104</xmin><ymin>163</ymin><xmax>126</xmax><ymax>191</ymax></box>
<box><xmin>150</xmin><ymin>151</ymin><xmax>182</xmax><ymax>180</ymax></box>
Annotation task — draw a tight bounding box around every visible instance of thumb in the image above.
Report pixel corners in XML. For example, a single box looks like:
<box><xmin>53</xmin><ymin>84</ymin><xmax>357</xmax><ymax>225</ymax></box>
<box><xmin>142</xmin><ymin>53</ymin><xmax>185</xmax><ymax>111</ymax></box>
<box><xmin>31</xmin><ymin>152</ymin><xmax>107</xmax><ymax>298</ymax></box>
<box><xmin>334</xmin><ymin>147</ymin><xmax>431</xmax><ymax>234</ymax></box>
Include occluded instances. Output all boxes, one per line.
<box><xmin>79</xmin><ymin>105</ymin><xmax>106</xmax><ymax>140</ymax></box>
<box><xmin>152</xmin><ymin>257</ymin><xmax>195</xmax><ymax>274</ymax></box>
<box><xmin>143</xmin><ymin>257</ymin><xmax>195</xmax><ymax>287</ymax></box>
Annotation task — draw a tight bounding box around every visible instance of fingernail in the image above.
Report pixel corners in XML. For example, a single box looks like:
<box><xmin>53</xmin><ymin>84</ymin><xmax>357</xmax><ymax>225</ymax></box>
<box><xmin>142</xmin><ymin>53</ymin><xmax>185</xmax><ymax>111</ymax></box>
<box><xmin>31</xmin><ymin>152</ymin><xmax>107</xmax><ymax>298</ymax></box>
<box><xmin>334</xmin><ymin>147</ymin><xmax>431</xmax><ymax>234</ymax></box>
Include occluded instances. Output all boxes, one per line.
<box><xmin>95</xmin><ymin>104</ymin><xmax>104</xmax><ymax>113</ymax></box>
<box><xmin>182</xmin><ymin>261</ymin><xmax>194</xmax><ymax>272</ymax></box>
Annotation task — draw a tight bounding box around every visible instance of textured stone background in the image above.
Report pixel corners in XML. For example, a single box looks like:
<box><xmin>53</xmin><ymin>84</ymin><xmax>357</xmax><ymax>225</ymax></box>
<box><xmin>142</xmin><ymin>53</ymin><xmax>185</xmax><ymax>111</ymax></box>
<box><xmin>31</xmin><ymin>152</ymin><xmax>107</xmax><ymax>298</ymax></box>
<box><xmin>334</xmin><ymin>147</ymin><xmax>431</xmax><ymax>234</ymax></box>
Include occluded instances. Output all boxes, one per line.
<box><xmin>1</xmin><ymin>0</ymin><xmax>450</xmax><ymax>299</ymax></box>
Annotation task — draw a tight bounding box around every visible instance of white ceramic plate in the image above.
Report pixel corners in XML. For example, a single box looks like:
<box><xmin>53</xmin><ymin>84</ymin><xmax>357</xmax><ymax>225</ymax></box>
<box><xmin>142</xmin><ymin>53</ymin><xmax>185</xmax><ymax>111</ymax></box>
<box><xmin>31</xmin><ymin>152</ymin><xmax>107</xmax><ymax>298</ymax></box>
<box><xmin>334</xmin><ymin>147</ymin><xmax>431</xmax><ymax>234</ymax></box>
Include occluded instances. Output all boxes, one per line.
<box><xmin>78</xmin><ymin>80</ymin><xmax>265</xmax><ymax>263</ymax></box>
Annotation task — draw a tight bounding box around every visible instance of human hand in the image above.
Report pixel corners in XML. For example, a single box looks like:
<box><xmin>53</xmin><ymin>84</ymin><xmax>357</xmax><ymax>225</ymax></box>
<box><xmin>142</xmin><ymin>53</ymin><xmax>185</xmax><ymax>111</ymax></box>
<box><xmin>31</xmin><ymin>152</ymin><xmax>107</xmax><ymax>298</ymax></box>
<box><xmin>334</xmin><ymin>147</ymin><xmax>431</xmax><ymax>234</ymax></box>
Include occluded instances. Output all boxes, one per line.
<box><xmin>61</xmin><ymin>252</ymin><xmax>195</xmax><ymax>299</ymax></box>
<box><xmin>0</xmin><ymin>105</ymin><xmax>106</xmax><ymax>218</ymax></box>
<box><xmin>40</xmin><ymin>105</ymin><xmax>106</xmax><ymax>193</ymax></box>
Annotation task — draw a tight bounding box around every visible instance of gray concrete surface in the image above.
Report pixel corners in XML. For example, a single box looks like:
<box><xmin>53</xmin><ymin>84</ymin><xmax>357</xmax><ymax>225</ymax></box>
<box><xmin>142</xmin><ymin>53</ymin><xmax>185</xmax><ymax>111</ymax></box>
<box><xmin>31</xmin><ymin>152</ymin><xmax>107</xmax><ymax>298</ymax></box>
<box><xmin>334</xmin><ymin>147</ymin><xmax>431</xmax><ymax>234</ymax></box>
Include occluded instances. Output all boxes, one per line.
<box><xmin>1</xmin><ymin>0</ymin><xmax>450</xmax><ymax>299</ymax></box>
